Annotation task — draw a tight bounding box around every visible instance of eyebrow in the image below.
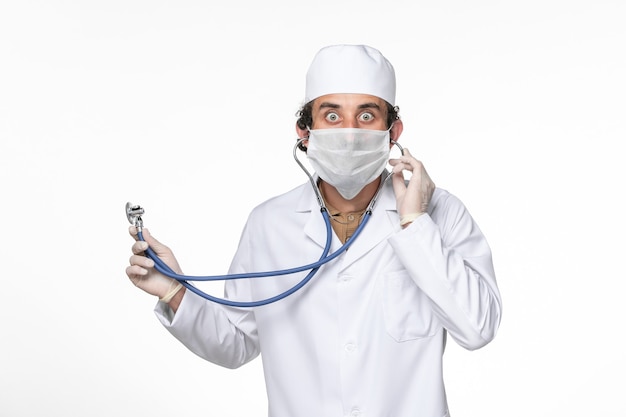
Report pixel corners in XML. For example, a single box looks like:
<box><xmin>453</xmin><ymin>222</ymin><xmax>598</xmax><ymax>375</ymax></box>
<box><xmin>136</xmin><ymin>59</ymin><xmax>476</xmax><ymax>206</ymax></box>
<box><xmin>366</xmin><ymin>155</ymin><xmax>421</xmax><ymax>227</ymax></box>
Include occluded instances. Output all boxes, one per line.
<box><xmin>317</xmin><ymin>102</ymin><xmax>382</xmax><ymax>110</ymax></box>
<box><xmin>357</xmin><ymin>102</ymin><xmax>381</xmax><ymax>110</ymax></box>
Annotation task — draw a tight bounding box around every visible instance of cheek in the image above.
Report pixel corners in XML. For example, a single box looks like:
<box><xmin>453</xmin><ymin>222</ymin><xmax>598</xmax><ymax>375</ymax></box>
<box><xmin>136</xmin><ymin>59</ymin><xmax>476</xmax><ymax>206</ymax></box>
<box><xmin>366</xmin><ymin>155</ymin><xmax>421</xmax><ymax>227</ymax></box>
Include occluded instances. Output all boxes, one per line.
<box><xmin>312</xmin><ymin>117</ymin><xmax>332</xmax><ymax>129</ymax></box>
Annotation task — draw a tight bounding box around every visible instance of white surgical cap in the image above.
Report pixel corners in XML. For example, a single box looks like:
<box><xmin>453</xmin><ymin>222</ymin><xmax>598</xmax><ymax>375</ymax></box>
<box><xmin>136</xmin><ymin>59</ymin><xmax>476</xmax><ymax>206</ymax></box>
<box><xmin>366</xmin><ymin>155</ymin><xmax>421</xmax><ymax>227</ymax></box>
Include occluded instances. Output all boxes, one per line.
<box><xmin>304</xmin><ymin>44</ymin><xmax>396</xmax><ymax>105</ymax></box>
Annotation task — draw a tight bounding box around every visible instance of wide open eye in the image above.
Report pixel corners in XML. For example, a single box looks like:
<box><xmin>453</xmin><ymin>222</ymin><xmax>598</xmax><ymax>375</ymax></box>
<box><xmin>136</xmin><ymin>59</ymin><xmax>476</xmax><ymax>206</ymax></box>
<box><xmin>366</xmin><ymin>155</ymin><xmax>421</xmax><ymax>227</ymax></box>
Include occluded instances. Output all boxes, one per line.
<box><xmin>359</xmin><ymin>112</ymin><xmax>374</xmax><ymax>122</ymax></box>
<box><xmin>325</xmin><ymin>112</ymin><xmax>340</xmax><ymax>122</ymax></box>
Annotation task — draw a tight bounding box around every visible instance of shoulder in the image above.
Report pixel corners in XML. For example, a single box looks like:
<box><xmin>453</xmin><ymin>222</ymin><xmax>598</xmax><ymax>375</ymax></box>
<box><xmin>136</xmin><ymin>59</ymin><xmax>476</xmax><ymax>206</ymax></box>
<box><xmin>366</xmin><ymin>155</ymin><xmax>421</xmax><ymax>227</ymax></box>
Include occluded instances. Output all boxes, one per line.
<box><xmin>247</xmin><ymin>182</ymin><xmax>310</xmax><ymax>219</ymax></box>
<box><xmin>430</xmin><ymin>187</ymin><xmax>464</xmax><ymax>212</ymax></box>
<box><xmin>429</xmin><ymin>187</ymin><xmax>481</xmax><ymax>241</ymax></box>
<box><xmin>429</xmin><ymin>187</ymin><xmax>470</xmax><ymax>225</ymax></box>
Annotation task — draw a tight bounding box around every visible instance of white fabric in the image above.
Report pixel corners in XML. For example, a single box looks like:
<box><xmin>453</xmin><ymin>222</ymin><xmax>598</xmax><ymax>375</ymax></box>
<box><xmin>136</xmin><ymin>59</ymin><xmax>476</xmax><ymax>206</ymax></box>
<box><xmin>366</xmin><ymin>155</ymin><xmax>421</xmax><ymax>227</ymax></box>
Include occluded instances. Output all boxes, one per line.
<box><xmin>155</xmin><ymin>178</ymin><xmax>502</xmax><ymax>417</ymax></box>
<box><xmin>305</xmin><ymin>44</ymin><xmax>396</xmax><ymax>105</ymax></box>
<box><xmin>306</xmin><ymin>127</ymin><xmax>391</xmax><ymax>200</ymax></box>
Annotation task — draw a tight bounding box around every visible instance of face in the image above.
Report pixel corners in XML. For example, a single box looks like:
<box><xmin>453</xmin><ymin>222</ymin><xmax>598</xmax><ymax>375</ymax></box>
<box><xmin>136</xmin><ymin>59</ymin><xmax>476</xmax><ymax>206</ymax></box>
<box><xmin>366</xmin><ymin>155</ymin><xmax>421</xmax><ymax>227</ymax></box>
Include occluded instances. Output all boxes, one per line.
<box><xmin>296</xmin><ymin>93</ymin><xmax>403</xmax><ymax>146</ymax></box>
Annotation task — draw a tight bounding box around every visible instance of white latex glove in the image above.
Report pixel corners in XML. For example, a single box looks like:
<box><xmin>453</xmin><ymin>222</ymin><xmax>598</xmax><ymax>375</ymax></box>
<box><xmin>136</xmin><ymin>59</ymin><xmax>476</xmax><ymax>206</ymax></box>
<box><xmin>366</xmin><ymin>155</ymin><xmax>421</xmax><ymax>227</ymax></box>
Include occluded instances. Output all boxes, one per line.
<box><xmin>388</xmin><ymin>148</ymin><xmax>436</xmax><ymax>226</ymax></box>
<box><xmin>126</xmin><ymin>226</ymin><xmax>183</xmax><ymax>300</ymax></box>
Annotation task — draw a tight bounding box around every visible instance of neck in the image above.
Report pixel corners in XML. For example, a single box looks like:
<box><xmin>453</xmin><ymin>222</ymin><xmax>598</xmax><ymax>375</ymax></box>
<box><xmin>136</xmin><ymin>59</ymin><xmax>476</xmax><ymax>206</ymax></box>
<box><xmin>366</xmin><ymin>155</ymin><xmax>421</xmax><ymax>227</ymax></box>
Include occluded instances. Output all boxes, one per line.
<box><xmin>319</xmin><ymin>177</ymin><xmax>381</xmax><ymax>213</ymax></box>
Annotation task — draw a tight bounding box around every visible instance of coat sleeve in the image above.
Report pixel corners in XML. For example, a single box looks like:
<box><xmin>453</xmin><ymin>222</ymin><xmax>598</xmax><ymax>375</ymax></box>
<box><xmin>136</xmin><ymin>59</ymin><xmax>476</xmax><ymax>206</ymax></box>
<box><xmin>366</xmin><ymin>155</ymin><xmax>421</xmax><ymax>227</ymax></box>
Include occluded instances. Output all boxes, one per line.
<box><xmin>153</xmin><ymin>221</ymin><xmax>261</xmax><ymax>369</ymax></box>
<box><xmin>387</xmin><ymin>190</ymin><xmax>502</xmax><ymax>350</ymax></box>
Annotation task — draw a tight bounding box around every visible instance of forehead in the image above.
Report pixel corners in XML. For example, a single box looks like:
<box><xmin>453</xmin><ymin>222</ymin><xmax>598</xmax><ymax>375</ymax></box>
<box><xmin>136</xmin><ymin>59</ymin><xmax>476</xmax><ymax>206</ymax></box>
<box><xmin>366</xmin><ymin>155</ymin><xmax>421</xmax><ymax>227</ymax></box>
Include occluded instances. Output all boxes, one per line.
<box><xmin>312</xmin><ymin>93</ymin><xmax>387</xmax><ymax>111</ymax></box>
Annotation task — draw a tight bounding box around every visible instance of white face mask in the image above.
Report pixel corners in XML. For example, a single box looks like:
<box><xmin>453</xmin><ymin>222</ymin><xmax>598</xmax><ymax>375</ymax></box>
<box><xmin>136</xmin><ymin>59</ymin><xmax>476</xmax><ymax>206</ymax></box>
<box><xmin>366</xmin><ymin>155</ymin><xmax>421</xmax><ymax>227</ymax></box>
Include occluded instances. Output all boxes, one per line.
<box><xmin>306</xmin><ymin>127</ymin><xmax>391</xmax><ymax>200</ymax></box>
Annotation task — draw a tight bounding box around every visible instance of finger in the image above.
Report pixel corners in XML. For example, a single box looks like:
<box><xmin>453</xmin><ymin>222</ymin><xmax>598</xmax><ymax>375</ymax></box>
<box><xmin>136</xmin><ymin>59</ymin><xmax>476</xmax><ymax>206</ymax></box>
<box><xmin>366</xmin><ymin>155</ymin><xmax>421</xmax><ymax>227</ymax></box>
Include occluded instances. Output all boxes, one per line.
<box><xmin>399</xmin><ymin>154</ymin><xmax>421</xmax><ymax>169</ymax></box>
<box><xmin>391</xmin><ymin>161</ymin><xmax>405</xmax><ymax>174</ymax></box>
<box><xmin>126</xmin><ymin>264</ymin><xmax>148</xmax><ymax>280</ymax></box>
<box><xmin>405</xmin><ymin>169</ymin><xmax>424</xmax><ymax>196</ymax></box>
<box><xmin>140</xmin><ymin>228</ymin><xmax>162</xmax><ymax>248</ymax></box>
<box><xmin>391</xmin><ymin>169</ymin><xmax>407</xmax><ymax>198</ymax></box>
<box><xmin>130</xmin><ymin>226</ymin><xmax>154</xmax><ymax>241</ymax></box>
<box><xmin>129</xmin><ymin>252</ymin><xmax>154</xmax><ymax>268</ymax></box>
<box><xmin>132</xmin><ymin>240</ymin><xmax>149</xmax><ymax>255</ymax></box>
<box><xmin>392</xmin><ymin>176</ymin><xmax>406</xmax><ymax>192</ymax></box>
<box><xmin>391</xmin><ymin>156</ymin><xmax>423</xmax><ymax>176</ymax></box>
<box><xmin>392</xmin><ymin>158</ymin><xmax>420</xmax><ymax>176</ymax></box>
<box><xmin>390</xmin><ymin>148</ymin><xmax>414</xmax><ymax>165</ymax></box>
<box><xmin>128</xmin><ymin>225</ymin><xmax>139</xmax><ymax>240</ymax></box>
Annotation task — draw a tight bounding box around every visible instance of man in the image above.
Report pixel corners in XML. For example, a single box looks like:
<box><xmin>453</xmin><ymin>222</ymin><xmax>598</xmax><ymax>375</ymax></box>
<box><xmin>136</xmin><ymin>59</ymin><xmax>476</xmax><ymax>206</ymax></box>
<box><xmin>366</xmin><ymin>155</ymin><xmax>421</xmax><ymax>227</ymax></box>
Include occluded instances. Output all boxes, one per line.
<box><xmin>126</xmin><ymin>44</ymin><xmax>502</xmax><ymax>417</ymax></box>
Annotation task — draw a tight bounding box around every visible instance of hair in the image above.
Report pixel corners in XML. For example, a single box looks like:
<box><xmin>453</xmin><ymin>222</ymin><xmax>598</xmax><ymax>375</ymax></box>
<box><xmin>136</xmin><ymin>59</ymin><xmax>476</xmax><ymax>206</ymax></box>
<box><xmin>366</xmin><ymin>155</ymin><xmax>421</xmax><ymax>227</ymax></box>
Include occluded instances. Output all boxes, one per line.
<box><xmin>295</xmin><ymin>101</ymin><xmax>400</xmax><ymax>151</ymax></box>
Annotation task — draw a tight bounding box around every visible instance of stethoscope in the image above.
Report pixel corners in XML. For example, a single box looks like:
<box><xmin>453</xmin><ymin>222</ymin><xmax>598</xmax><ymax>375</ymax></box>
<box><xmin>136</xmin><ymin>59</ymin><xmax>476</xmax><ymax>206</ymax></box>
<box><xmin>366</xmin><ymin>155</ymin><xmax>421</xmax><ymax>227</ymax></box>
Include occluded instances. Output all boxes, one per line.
<box><xmin>125</xmin><ymin>138</ymin><xmax>404</xmax><ymax>308</ymax></box>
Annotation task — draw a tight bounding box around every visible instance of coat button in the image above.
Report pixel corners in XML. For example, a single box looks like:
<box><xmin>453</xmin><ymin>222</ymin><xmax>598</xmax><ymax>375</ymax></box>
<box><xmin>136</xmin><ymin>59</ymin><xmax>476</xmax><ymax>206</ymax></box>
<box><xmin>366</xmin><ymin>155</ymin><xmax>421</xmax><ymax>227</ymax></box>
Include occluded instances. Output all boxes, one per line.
<box><xmin>345</xmin><ymin>343</ymin><xmax>357</xmax><ymax>353</ymax></box>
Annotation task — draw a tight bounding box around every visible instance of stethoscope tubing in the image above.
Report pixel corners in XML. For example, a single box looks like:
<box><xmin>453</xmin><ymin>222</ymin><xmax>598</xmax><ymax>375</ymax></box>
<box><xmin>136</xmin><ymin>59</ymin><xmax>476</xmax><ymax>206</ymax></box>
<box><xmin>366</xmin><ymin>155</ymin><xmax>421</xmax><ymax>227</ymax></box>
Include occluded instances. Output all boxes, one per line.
<box><xmin>138</xmin><ymin>209</ymin><xmax>372</xmax><ymax>307</ymax></box>
<box><xmin>131</xmin><ymin>137</ymin><xmax>401</xmax><ymax>307</ymax></box>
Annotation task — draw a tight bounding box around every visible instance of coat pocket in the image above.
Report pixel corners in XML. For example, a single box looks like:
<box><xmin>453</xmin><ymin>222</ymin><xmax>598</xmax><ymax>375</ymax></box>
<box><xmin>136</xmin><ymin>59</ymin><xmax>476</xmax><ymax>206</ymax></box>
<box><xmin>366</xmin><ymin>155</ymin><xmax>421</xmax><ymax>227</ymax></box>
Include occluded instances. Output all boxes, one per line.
<box><xmin>382</xmin><ymin>270</ymin><xmax>440</xmax><ymax>342</ymax></box>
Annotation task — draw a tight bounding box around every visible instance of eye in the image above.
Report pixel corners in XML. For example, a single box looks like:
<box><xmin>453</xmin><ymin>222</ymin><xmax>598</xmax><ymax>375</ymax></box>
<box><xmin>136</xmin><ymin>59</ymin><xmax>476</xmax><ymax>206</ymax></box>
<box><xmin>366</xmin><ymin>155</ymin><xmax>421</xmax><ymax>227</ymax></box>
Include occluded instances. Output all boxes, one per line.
<box><xmin>325</xmin><ymin>112</ymin><xmax>340</xmax><ymax>122</ymax></box>
<box><xmin>359</xmin><ymin>112</ymin><xmax>374</xmax><ymax>122</ymax></box>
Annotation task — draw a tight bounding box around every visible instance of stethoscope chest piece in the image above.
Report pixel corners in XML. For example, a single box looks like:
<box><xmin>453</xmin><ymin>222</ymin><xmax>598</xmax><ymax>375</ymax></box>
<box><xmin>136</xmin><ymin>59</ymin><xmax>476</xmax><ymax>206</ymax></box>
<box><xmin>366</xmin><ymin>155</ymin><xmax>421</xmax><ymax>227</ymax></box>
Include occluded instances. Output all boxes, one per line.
<box><xmin>126</xmin><ymin>202</ymin><xmax>145</xmax><ymax>228</ymax></box>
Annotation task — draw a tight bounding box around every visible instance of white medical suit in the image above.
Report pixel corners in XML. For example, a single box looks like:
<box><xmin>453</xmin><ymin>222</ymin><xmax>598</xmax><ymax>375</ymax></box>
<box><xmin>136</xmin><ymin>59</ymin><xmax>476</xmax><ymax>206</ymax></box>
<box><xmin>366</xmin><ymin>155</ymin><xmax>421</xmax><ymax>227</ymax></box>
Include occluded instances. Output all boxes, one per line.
<box><xmin>155</xmin><ymin>176</ymin><xmax>502</xmax><ymax>417</ymax></box>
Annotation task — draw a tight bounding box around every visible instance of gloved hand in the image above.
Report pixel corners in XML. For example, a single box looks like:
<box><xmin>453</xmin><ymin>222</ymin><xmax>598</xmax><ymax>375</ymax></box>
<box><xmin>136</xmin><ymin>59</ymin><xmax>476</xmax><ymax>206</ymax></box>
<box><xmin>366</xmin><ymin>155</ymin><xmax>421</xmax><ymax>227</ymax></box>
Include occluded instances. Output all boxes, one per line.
<box><xmin>126</xmin><ymin>226</ymin><xmax>184</xmax><ymax>302</ymax></box>
<box><xmin>388</xmin><ymin>148</ymin><xmax>436</xmax><ymax>227</ymax></box>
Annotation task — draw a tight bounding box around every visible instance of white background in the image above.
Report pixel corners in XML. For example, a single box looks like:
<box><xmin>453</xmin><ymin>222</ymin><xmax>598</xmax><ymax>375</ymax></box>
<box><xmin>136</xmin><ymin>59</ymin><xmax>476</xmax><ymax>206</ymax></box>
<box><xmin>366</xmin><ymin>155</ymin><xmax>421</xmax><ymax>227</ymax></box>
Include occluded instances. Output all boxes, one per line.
<box><xmin>1</xmin><ymin>1</ymin><xmax>624</xmax><ymax>416</ymax></box>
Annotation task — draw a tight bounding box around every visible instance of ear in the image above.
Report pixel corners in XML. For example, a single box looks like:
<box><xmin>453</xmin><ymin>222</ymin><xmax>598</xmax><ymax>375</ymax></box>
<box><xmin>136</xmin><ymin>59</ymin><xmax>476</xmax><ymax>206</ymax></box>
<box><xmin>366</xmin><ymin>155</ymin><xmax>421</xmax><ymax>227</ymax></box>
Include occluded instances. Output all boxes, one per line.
<box><xmin>296</xmin><ymin>122</ymin><xmax>310</xmax><ymax>148</ymax></box>
<box><xmin>390</xmin><ymin>119</ymin><xmax>404</xmax><ymax>143</ymax></box>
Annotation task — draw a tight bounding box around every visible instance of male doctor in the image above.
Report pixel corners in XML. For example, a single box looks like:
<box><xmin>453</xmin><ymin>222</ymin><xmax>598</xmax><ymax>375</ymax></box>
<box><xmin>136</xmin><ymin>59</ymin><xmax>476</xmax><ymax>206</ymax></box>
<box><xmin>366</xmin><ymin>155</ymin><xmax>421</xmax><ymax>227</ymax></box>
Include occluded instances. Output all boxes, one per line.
<box><xmin>126</xmin><ymin>44</ymin><xmax>502</xmax><ymax>417</ymax></box>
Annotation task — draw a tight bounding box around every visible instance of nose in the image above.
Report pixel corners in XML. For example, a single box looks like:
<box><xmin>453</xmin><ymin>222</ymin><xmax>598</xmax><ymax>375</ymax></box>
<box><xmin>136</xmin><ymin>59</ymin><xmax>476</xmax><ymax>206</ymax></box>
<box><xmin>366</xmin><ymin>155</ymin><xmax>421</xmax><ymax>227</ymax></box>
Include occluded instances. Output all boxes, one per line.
<box><xmin>344</xmin><ymin>119</ymin><xmax>359</xmax><ymax>129</ymax></box>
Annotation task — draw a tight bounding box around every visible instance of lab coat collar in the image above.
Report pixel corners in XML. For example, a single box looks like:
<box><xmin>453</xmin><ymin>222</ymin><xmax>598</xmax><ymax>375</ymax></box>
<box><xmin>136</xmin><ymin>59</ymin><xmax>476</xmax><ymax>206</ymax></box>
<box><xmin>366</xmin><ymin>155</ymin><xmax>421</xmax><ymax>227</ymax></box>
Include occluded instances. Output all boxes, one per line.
<box><xmin>297</xmin><ymin>171</ymin><xmax>399</xmax><ymax>270</ymax></box>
